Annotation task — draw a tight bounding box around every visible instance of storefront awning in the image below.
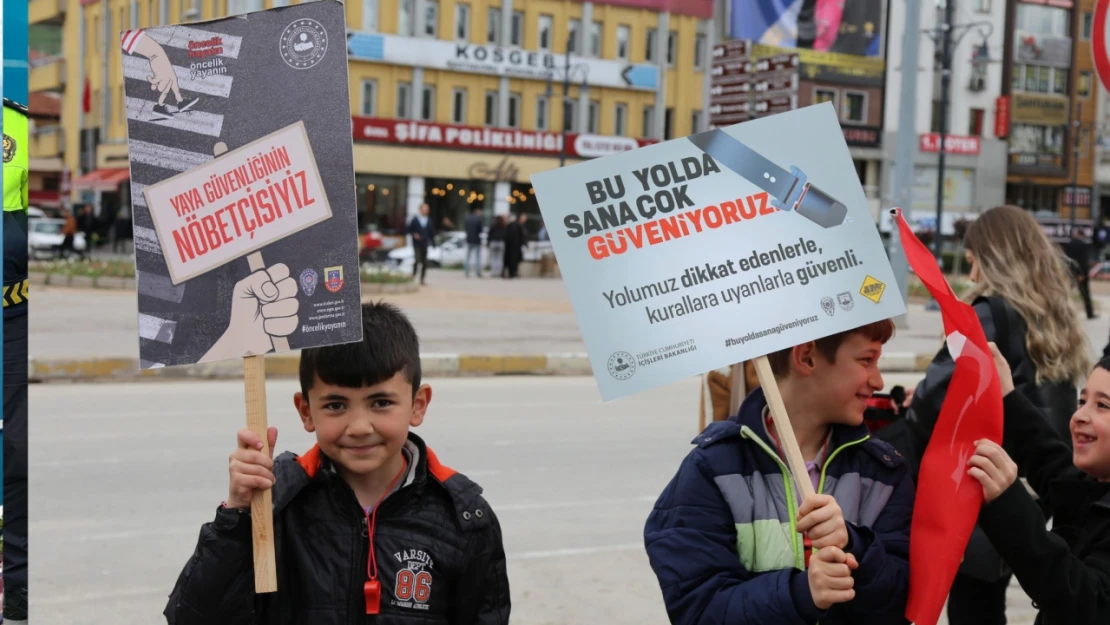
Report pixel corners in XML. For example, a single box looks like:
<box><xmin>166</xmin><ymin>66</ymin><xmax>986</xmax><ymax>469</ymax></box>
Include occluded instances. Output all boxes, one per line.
<box><xmin>28</xmin><ymin>190</ymin><xmax>62</xmax><ymax>207</ymax></box>
<box><xmin>72</xmin><ymin>168</ymin><xmax>129</xmax><ymax>192</ymax></box>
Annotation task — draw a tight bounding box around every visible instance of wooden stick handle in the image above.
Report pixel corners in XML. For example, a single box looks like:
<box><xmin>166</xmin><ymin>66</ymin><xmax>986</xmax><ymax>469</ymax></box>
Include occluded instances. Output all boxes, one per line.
<box><xmin>728</xmin><ymin>363</ymin><xmax>746</xmax><ymax>417</ymax></box>
<box><xmin>244</xmin><ymin>354</ymin><xmax>278</xmax><ymax>593</ymax></box>
<box><xmin>753</xmin><ymin>356</ymin><xmax>817</xmax><ymax>500</ymax></box>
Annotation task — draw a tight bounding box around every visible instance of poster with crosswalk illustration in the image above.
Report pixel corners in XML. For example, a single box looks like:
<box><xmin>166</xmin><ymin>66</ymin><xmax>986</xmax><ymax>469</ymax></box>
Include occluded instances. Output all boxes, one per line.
<box><xmin>121</xmin><ymin>0</ymin><xmax>362</xmax><ymax>368</ymax></box>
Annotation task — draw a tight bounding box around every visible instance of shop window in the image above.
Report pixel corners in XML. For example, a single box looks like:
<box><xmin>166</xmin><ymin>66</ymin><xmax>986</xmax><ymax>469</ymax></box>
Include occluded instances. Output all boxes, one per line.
<box><xmin>842</xmin><ymin>92</ymin><xmax>866</xmax><ymax>123</ymax></box>
<box><xmin>667</xmin><ymin>30</ymin><xmax>677</xmax><ymax>66</ymax></box>
<box><xmin>536</xmin><ymin>95</ymin><xmax>549</xmax><ymax>130</ymax></box>
<box><xmin>227</xmin><ymin>0</ymin><xmax>260</xmax><ymax>14</ymax></box>
<box><xmin>1012</xmin><ymin>65</ymin><xmax>1023</xmax><ymax>92</ymax></box>
<box><xmin>975</xmin><ymin>0</ymin><xmax>990</xmax><ymax>13</ymax></box>
<box><xmin>539</xmin><ymin>15</ymin><xmax>553</xmax><ymax>50</ymax></box>
<box><xmin>1084</xmin><ymin>12</ymin><xmax>1093</xmax><ymax>39</ymax></box>
<box><xmin>691</xmin><ymin>109</ymin><xmax>702</xmax><ymax>134</ymax></box>
<box><xmin>508</xmin><ymin>93</ymin><xmax>521</xmax><ymax>128</ymax></box>
<box><xmin>1015</xmin><ymin>4</ymin><xmax>1069</xmax><ymax>39</ymax></box>
<box><xmin>695</xmin><ymin>33</ymin><xmax>706</xmax><ymax>70</ymax></box>
<box><xmin>588</xmin><ymin>100</ymin><xmax>601</xmax><ymax>133</ymax></box>
<box><xmin>969</xmin><ymin>108</ymin><xmax>984</xmax><ymax>136</ymax></box>
<box><xmin>931</xmin><ymin>100</ymin><xmax>943</xmax><ymax>133</ymax></box>
<box><xmin>614</xmin><ymin>102</ymin><xmax>628</xmax><ymax>136</ymax></box>
<box><xmin>664</xmin><ymin>107</ymin><xmax>674</xmax><ymax>140</ymax></box>
<box><xmin>484</xmin><ymin>90</ymin><xmax>498</xmax><ymax>126</ymax></box>
<box><xmin>814</xmin><ymin>88</ymin><xmax>837</xmax><ymax>107</ymax></box>
<box><xmin>487</xmin><ymin>8</ymin><xmax>500</xmax><ymax>44</ymax></box>
<box><xmin>646</xmin><ymin>28</ymin><xmax>657</xmax><ymax>62</ymax></box>
<box><xmin>361</xmin><ymin>79</ymin><xmax>378</xmax><ymax>116</ymax></box>
<box><xmin>362</xmin><ymin>0</ymin><xmax>378</xmax><ymax>32</ymax></box>
<box><xmin>424</xmin><ymin>0</ymin><xmax>438</xmax><ymax>37</ymax></box>
<box><xmin>617</xmin><ymin>25</ymin><xmax>630</xmax><ymax>60</ymax></box>
<box><xmin>568</xmin><ymin>19</ymin><xmax>580</xmax><ymax>54</ymax></box>
<box><xmin>397</xmin><ymin>82</ymin><xmax>411</xmax><ymax>118</ymax></box>
<box><xmin>511</xmin><ymin>11</ymin><xmax>524</xmax><ymax>46</ymax></box>
<box><xmin>357</xmin><ymin>174</ymin><xmax>408</xmax><ymax>236</ymax></box>
<box><xmin>455</xmin><ymin>3</ymin><xmax>470</xmax><ymax>40</ymax></box>
<box><xmin>425</xmin><ymin>178</ymin><xmax>495</xmax><ymax>234</ymax></box>
<box><xmin>452</xmin><ymin>87</ymin><xmax>467</xmax><ymax>124</ymax></box>
<box><xmin>643</xmin><ymin>104</ymin><xmax>654</xmax><ymax>137</ymax></box>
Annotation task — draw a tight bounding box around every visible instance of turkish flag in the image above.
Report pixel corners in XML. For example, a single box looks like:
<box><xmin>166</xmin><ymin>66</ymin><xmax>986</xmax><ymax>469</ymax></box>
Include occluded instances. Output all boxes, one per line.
<box><xmin>895</xmin><ymin>209</ymin><xmax>1005</xmax><ymax>625</ymax></box>
<box><xmin>82</xmin><ymin>78</ymin><xmax>91</xmax><ymax>115</ymax></box>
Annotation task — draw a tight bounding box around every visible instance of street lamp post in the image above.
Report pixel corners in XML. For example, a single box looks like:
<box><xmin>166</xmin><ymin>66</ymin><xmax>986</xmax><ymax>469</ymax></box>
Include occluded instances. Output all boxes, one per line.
<box><xmin>1070</xmin><ymin>101</ymin><xmax>1083</xmax><ymax>229</ymax></box>
<box><xmin>546</xmin><ymin>35</ymin><xmax>589</xmax><ymax>168</ymax></box>
<box><xmin>934</xmin><ymin>0</ymin><xmax>955</xmax><ymax>261</ymax></box>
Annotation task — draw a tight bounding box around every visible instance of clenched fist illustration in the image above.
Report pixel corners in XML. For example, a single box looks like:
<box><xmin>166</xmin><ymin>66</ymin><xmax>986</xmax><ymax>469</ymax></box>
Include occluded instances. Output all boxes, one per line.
<box><xmin>203</xmin><ymin>263</ymin><xmax>300</xmax><ymax>362</ymax></box>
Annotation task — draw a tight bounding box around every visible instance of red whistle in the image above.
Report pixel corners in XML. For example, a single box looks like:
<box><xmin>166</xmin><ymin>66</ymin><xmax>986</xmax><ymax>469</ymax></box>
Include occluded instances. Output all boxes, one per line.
<box><xmin>364</xmin><ymin>580</ymin><xmax>381</xmax><ymax>614</ymax></box>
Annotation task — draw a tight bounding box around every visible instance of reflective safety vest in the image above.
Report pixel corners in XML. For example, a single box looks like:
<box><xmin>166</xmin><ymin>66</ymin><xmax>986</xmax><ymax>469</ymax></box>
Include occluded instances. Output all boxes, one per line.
<box><xmin>4</xmin><ymin>98</ymin><xmax>29</xmax><ymax>315</ymax></box>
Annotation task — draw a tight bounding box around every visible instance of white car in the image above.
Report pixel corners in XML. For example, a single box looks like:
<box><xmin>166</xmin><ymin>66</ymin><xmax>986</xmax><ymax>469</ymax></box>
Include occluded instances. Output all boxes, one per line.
<box><xmin>28</xmin><ymin>218</ymin><xmax>87</xmax><ymax>259</ymax></box>
<box><xmin>386</xmin><ymin>232</ymin><xmax>476</xmax><ymax>271</ymax></box>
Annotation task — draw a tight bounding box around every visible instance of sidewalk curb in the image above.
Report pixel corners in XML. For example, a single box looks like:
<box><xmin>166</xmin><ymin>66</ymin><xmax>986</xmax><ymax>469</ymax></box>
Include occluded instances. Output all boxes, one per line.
<box><xmin>29</xmin><ymin>351</ymin><xmax>931</xmax><ymax>383</ymax></box>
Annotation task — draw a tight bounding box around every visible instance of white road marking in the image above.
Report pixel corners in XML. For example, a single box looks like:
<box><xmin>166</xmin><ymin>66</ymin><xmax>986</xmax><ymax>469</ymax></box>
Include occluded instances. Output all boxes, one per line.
<box><xmin>126</xmin><ymin>96</ymin><xmax>224</xmax><ymax>137</ymax></box>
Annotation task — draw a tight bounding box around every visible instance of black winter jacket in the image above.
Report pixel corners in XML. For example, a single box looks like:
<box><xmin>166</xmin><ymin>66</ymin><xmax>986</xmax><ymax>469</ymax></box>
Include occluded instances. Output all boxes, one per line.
<box><xmin>880</xmin><ymin>297</ymin><xmax>1077</xmax><ymax>472</ymax></box>
<box><xmin>978</xmin><ymin>391</ymin><xmax>1110</xmax><ymax>625</ymax></box>
<box><xmin>164</xmin><ymin>433</ymin><xmax>510</xmax><ymax>625</ymax></box>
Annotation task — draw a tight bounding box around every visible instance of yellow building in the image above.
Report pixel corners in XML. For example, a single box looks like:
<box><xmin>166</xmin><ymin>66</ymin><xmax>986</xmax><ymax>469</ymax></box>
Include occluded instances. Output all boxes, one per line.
<box><xmin>52</xmin><ymin>0</ymin><xmax>709</xmax><ymax>242</ymax></box>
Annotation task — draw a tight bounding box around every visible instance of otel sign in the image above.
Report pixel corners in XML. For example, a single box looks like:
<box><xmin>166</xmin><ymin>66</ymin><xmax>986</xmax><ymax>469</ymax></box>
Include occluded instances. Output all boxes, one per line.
<box><xmin>1094</xmin><ymin>0</ymin><xmax>1110</xmax><ymax>92</ymax></box>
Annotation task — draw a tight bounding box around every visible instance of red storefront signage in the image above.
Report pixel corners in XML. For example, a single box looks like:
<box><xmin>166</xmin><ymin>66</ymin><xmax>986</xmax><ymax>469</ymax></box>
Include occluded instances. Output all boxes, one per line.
<box><xmin>351</xmin><ymin>117</ymin><xmax>657</xmax><ymax>158</ymax></box>
<box><xmin>995</xmin><ymin>95</ymin><xmax>1010</xmax><ymax>138</ymax></box>
<box><xmin>919</xmin><ymin>133</ymin><xmax>982</xmax><ymax>155</ymax></box>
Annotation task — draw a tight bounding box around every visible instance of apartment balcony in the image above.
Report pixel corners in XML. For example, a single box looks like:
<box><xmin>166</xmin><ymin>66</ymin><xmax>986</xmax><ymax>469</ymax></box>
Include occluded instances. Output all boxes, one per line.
<box><xmin>29</xmin><ymin>0</ymin><xmax>65</xmax><ymax>25</ymax></box>
<box><xmin>29</xmin><ymin>57</ymin><xmax>65</xmax><ymax>93</ymax></box>
<box><xmin>30</xmin><ymin>125</ymin><xmax>64</xmax><ymax>160</ymax></box>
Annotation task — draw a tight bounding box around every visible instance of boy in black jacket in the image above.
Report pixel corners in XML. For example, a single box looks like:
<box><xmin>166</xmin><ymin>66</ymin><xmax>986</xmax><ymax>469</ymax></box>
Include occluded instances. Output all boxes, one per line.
<box><xmin>964</xmin><ymin>345</ymin><xmax>1110</xmax><ymax>625</ymax></box>
<box><xmin>165</xmin><ymin>302</ymin><xmax>511</xmax><ymax>625</ymax></box>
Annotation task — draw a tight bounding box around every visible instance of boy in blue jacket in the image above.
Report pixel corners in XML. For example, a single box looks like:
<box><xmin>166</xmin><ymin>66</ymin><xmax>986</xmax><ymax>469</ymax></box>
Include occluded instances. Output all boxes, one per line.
<box><xmin>644</xmin><ymin>320</ymin><xmax>914</xmax><ymax>625</ymax></box>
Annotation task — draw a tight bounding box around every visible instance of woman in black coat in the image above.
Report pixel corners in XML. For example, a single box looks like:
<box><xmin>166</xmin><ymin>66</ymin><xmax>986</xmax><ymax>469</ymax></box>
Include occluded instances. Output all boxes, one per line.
<box><xmin>503</xmin><ymin>213</ymin><xmax>527</xmax><ymax>279</ymax></box>
<box><xmin>879</xmin><ymin>205</ymin><xmax>1090</xmax><ymax>625</ymax></box>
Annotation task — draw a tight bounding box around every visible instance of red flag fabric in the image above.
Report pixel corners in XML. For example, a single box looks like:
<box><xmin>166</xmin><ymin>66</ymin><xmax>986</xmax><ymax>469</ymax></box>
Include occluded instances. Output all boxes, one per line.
<box><xmin>82</xmin><ymin>78</ymin><xmax>91</xmax><ymax>115</ymax></box>
<box><xmin>895</xmin><ymin>209</ymin><xmax>1004</xmax><ymax>625</ymax></box>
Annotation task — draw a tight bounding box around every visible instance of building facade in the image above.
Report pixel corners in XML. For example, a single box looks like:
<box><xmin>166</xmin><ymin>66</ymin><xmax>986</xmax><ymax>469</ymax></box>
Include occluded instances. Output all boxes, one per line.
<box><xmin>28</xmin><ymin>1</ymin><xmax>68</xmax><ymax>212</ymax></box>
<box><xmin>1002</xmin><ymin>0</ymin><xmax>1097</xmax><ymax>219</ymax></box>
<box><xmin>57</xmin><ymin>0</ymin><xmax>709</xmax><ymax>245</ymax></box>
<box><xmin>882</xmin><ymin>0</ymin><xmax>1009</xmax><ymax>235</ymax></box>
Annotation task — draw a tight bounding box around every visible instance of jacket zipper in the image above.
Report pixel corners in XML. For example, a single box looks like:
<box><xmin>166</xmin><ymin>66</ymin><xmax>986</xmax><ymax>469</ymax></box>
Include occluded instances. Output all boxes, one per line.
<box><xmin>741</xmin><ymin>427</ymin><xmax>871</xmax><ymax>569</ymax></box>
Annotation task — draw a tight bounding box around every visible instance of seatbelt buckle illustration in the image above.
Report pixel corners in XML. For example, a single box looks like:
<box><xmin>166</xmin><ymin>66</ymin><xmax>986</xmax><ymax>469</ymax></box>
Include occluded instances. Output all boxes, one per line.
<box><xmin>687</xmin><ymin>128</ymin><xmax>848</xmax><ymax>229</ymax></box>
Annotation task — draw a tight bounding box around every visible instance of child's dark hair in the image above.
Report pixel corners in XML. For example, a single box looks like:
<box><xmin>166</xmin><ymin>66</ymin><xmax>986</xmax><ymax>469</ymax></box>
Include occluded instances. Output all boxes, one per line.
<box><xmin>1095</xmin><ymin>356</ymin><xmax>1110</xmax><ymax>374</ymax></box>
<box><xmin>299</xmin><ymin>301</ymin><xmax>422</xmax><ymax>397</ymax></box>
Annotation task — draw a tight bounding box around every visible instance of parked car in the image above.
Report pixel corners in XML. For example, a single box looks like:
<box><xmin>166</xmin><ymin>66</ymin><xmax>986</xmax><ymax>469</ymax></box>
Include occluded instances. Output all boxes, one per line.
<box><xmin>386</xmin><ymin>231</ymin><xmax>481</xmax><ymax>271</ymax></box>
<box><xmin>28</xmin><ymin>218</ymin><xmax>87</xmax><ymax>259</ymax></box>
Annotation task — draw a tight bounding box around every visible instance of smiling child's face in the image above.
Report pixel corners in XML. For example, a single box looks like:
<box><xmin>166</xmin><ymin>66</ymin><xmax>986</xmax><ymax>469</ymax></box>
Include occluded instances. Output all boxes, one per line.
<box><xmin>1074</xmin><ymin>368</ymin><xmax>1110</xmax><ymax>481</ymax></box>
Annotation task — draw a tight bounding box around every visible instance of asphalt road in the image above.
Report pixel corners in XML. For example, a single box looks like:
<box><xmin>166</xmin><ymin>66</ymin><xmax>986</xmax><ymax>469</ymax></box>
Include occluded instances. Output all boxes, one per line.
<box><xmin>29</xmin><ymin>374</ymin><xmax>1037</xmax><ymax>624</ymax></box>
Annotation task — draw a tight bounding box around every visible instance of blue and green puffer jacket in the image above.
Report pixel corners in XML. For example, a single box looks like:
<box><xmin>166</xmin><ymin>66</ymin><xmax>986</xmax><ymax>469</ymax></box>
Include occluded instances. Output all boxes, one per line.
<box><xmin>644</xmin><ymin>387</ymin><xmax>914</xmax><ymax>625</ymax></box>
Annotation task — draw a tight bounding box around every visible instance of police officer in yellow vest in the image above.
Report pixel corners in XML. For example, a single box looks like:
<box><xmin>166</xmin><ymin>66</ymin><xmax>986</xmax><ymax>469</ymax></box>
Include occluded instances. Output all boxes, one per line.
<box><xmin>4</xmin><ymin>96</ymin><xmax>30</xmax><ymax>623</ymax></box>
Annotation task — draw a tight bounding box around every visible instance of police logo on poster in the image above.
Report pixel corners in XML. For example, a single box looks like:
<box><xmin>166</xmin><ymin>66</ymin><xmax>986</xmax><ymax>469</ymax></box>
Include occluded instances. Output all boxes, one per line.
<box><xmin>300</xmin><ymin>268</ymin><xmax>319</xmax><ymax>296</ymax></box>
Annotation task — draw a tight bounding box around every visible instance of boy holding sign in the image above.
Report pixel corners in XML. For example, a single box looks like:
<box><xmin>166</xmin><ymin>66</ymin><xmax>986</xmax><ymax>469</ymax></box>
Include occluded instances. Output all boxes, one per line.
<box><xmin>164</xmin><ymin>302</ymin><xmax>511</xmax><ymax>624</ymax></box>
<box><xmin>644</xmin><ymin>320</ymin><xmax>913</xmax><ymax>625</ymax></box>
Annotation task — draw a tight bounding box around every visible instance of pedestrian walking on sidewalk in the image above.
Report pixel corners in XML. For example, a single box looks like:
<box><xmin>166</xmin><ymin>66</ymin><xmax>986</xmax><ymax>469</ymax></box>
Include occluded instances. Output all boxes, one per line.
<box><xmin>464</xmin><ymin>206</ymin><xmax>484</xmax><ymax>278</ymax></box>
<box><xmin>878</xmin><ymin>204</ymin><xmax>1090</xmax><ymax>625</ymax></box>
<box><xmin>408</xmin><ymin>203</ymin><xmax>435</xmax><ymax>286</ymax></box>
<box><xmin>78</xmin><ymin>204</ymin><xmax>96</xmax><ymax>259</ymax></box>
<box><xmin>504</xmin><ymin>213</ymin><xmax>527</xmax><ymax>279</ymax></box>
<box><xmin>1066</xmin><ymin>229</ymin><xmax>1096</xmax><ymax>319</ymax></box>
<box><xmin>488</xmin><ymin>215</ymin><xmax>507</xmax><ymax>278</ymax></box>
